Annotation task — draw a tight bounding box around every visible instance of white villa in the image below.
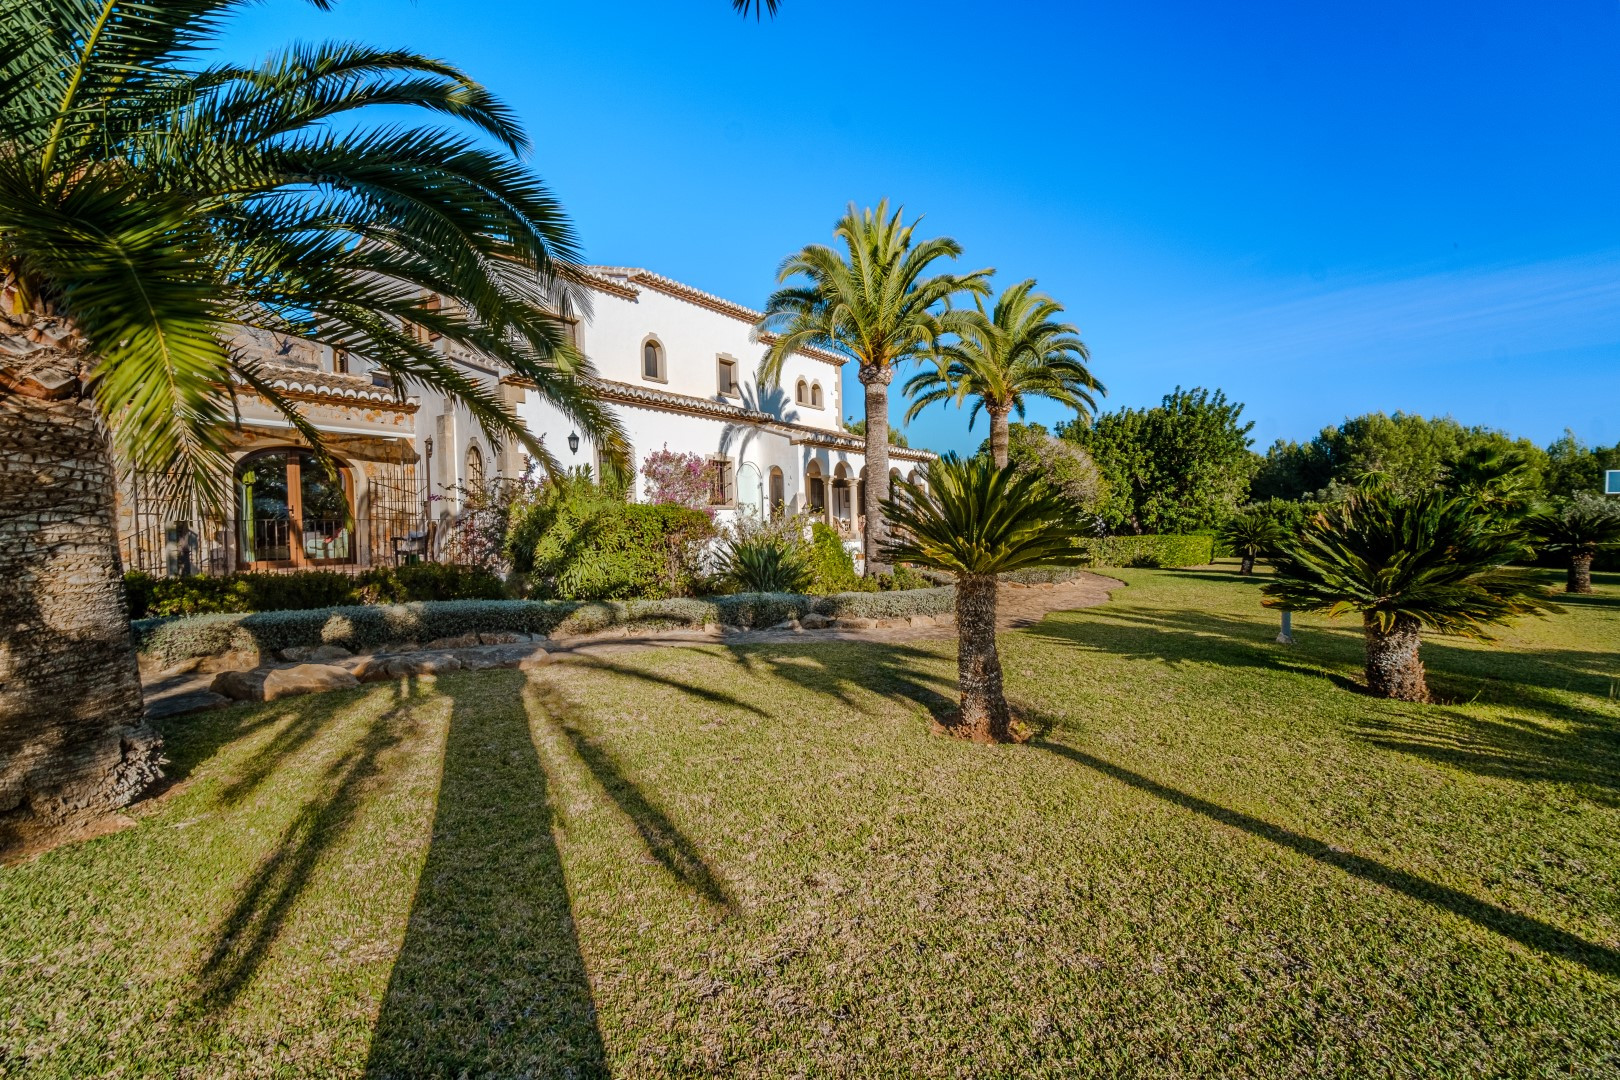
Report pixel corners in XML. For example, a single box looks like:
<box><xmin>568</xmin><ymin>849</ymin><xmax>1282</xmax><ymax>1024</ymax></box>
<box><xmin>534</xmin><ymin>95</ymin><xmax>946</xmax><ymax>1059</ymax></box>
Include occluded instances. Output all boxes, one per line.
<box><xmin>115</xmin><ymin>267</ymin><xmax>933</xmax><ymax>576</ymax></box>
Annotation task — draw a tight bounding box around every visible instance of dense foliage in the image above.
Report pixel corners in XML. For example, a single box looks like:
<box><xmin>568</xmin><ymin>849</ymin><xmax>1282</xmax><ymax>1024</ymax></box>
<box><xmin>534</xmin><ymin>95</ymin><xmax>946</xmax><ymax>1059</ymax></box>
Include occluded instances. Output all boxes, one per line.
<box><xmin>1061</xmin><ymin>388</ymin><xmax>1256</xmax><ymax>534</ymax></box>
<box><xmin>526</xmin><ymin>498</ymin><xmax>715</xmax><ymax>601</ymax></box>
<box><xmin>1075</xmin><ymin>534</ymin><xmax>1216</xmax><ymax>568</ymax></box>
<box><xmin>123</xmin><ymin>563</ymin><xmax>504</xmax><ymax>618</ymax></box>
<box><xmin>641</xmin><ymin>446</ymin><xmax>718</xmax><ymax>511</ymax></box>
<box><xmin>983</xmin><ymin>423</ymin><xmax>1109</xmax><ymax>524</ymax></box>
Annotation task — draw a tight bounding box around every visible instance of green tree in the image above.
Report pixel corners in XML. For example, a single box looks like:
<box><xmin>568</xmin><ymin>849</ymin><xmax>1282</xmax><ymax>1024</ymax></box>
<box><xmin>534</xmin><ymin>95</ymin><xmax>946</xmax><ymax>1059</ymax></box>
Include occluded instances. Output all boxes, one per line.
<box><xmin>1544</xmin><ymin>430</ymin><xmax>1620</xmax><ymax>499</ymax></box>
<box><xmin>757</xmin><ymin>201</ymin><xmax>989</xmax><ymax>574</ymax></box>
<box><xmin>882</xmin><ymin>455</ymin><xmax>1085</xmax><ymax>742</ymax></box>
<box><xmin>843</xmin><ymin>416</ymin><xmax>910</xmax><ymax>448</ymax></box>
<box><xmin>1532</xmin><ymin>493</ymin><xmax>1620</xmax><ymax>594</ymax></box>
<box><xmin>981</xmin><ymin>422</ymin><xmax>1108</xmax><ymax>522</ymax></box>
<box><xmin>902</xmin><ymin>279</ymin><xmax>1101</xmax><ymax>468</ymax></box>
<box><xmin>1263</xmin><ymin>491</ymin><xmax>1550</xmax><ymax>701</ymax></box>
<box><xmin>1062</xmin><ymin>387</ymin><xmax>1256</xmax><ymax>534</ymax></box>
<box><xmin>0</xmin><ymin>0</ymin><xmax>622</xmax><ymax>846</ymax></box>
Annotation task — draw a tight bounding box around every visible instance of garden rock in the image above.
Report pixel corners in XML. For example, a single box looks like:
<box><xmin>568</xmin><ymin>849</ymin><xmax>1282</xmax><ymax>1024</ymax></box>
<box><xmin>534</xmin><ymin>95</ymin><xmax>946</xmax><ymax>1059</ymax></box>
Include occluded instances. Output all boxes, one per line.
<box><xmin>833</xmin><ymin>617</ymin><xmax>876</xmax><ymax>630</ymax></box>
<box><xmin>210</xmin><ymin>669</ymin><xmax>269</xmax><ymax>702</ymax></box>
<box><xmin>279</xmin><ymin>646</ymin><xmax>316</xmax><ymax>662</ymax></box>
<box><xmin>800</xmin><ymin>613</ymin><xmax>832</xmax><ymax>630</ymax></box>
<box><xmin>309</xmin><ymin>645</ymin><xmax>352</xmax><ymax>662</ymax></box>
<box><xmin>262</xmin><ymin>664</ymin><xmax>360</xmax><ymax>701</ymax></box>
<box><xmin>425</xmin><ymin>633</ymin><xmax>481</xmax><ymax>650</ymax></box>
<box><xmin>477</xmin><ymin>631</ymin><xmax>527</xmax><ymax>645</ymax></box>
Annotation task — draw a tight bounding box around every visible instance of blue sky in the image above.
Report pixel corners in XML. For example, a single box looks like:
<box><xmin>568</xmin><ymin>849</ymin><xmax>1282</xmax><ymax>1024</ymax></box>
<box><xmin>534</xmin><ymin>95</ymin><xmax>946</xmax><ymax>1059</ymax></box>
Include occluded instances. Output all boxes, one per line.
<box><xmin>215</xmin><ymin>0</ymin><xmax>1620</xmax><ymax>456</ymax></box>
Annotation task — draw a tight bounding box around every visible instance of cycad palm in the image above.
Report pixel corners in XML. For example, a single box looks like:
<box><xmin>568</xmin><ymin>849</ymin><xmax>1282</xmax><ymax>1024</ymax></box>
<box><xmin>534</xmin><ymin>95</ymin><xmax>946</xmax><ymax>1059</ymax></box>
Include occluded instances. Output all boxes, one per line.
<box><xmin>882</xmin><ymin>455</ymin><xmax>1085</xmax><ymax>742</ymax></box>
<box><xmin>1262</xmin><ymin>490</ymin><xmax>1551</xmax><ymax>701</ymax></box>
<box><xmin>1219</xmin><ymin>510</ymin><xmax>1287</xmax><ymax>574</ymax></box>
<box><xmin>1532</xmin><ymin>493</ymin><xmax>1620</xmax><ymax>594</ymax></box>
<box><xmin>0</xmin><ymin>0</ymin><xmax>622</xmax><ymax>846</ymax></box>
<box><xmin>756</xmin><ymin>200</ymin><xmax>989</xmax><ymax>574</ymax></box>
<box><xmin>904</xmin><ymin>279</ymin><xmax>1101</xmax><ymax>468</ymax></box>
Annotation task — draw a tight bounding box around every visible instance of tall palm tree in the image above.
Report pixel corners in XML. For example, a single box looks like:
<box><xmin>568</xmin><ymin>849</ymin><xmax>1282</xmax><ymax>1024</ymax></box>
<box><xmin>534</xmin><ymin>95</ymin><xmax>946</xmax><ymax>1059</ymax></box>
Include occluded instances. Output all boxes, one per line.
<box><xmin>1532</xmin><ymin>493</ymin><xmax>1620</xmax><ymax>594</ymax></box>
<box><xmin>903</xmin><ymin>279</ymin><xmax>1101</xmax><ymax>469</ymax></box>
<box><xmin>757</xmin><ymin>201</ymin><xmax>989</xmax><ymax>574</ymax></box>
<box><xmin>1262</xmin><ymin>490</ymin><xmax>1551</xmax><ymax>702</ymax></box>
<box><xmin>0</xmin><ymin>0</ymin><xmax>623</xmax><ymax>850</ymax></box>
<box><xmin>882</xmin><ymin>455</ymin><xmax>1085</xmax><ymax>742</ymax></box>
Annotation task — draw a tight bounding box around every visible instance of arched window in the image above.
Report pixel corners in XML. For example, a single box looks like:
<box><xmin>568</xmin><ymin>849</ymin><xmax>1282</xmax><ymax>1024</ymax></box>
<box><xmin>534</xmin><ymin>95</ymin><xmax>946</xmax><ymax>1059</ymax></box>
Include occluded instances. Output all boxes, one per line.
<box><xmin>466</xmin><ymin>443</ymin><xmax>485</xmax><ymax>486</ymax></box>
<box><xmin>832</xmin><ymin>463</ymin><xmax>853</xmax><ymax>524</ymax></box>
<box><xmin>810</xmin><ymin>382</ymin><xmax>823</xmax><ymax>408</ymax></box>
<box><xmin>235</xmin><ymin>448</ymin><xmax>354</xmax><ymax>568</ymax></box>
<box><xmin>642</xmin><ymin>338</ymin><xmax>664</xmax><ymax>381</ymax></box>
<box><xmin>795</xmin><ymin>378</ymin><xmax>808</xmax><ymax>405</ymax></box>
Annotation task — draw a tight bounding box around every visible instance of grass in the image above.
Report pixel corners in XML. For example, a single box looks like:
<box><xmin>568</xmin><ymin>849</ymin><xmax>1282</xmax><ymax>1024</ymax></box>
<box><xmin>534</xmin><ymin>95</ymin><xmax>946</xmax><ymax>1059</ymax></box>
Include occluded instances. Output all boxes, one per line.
<box><xmin>2</xmin><ymin>564</ymin><xmax>1617</xmax><ymax>1077</ymax></box>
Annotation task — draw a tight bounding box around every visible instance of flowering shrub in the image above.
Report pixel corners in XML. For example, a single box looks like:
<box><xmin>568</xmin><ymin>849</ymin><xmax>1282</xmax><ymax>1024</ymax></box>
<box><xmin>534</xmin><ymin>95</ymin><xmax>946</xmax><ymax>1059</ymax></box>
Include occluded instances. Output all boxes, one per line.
<box><xmin>441</xmin><ymin>465</ymin><xmax>544</xmax><ymax>571</ymax></box>
<box><xmin>642</xmin><ymin>445</ymin><xmax>716</xmax><ymax>513</ymax></box>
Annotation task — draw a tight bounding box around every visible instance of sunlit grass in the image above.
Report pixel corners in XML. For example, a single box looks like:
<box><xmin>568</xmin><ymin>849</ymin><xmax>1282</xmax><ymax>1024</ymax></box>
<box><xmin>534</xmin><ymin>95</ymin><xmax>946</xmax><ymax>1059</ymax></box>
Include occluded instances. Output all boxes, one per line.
<box><xmin>2</xmin><ymin>566</ymin><xmax>1616</xmax><ymax>1077</ymax></box>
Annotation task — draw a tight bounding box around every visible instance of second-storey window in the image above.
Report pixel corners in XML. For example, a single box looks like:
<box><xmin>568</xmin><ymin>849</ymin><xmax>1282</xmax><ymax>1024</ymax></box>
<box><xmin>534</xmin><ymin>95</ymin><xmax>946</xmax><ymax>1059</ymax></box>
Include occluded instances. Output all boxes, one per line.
<box><xmin>717</xmin><ymin>357</ymin><xmax>738</xmax><ymax>396</ymax></box>
<box><xmin>642</xmin><ymin>339</ymin><xmax>664</xmax><ymax>381</ymax></box>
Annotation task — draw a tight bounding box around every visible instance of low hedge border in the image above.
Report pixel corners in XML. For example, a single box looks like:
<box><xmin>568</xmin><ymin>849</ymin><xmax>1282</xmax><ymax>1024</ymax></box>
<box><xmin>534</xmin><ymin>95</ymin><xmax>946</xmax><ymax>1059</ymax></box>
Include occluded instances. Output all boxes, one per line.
<box><xmin>1077</xmin><ymin>534</ymin><xmax>1215</xmax><ymax>568</ymax></box>
<box><xmin>135</xmin><ymin>587</ymin><xmax>961</xmax><ymax>666</ymax></box>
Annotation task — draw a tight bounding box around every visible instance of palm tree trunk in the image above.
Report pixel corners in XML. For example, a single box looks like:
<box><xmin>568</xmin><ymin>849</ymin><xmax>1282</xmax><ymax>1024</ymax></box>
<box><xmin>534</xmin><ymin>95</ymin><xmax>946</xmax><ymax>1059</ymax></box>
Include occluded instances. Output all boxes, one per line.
<box><xmin>859</xmin><ymin>363</ymin><xmax>893</xmax><ymax>576</ymax></box>
<box><xmin>988</xmin><ymin>405</ymin><xmax>1011</xmax><ymax>470</ymax></box>
<box><xmin>1239</xmin><ymin>554</ymin><xmax>1255</xmax><ymax>574</ymax></box>
<box><xmin>1568</xmin><ymin>551</ymin><xmax>1595</xmax><ymax>594</ymax></box>
<box><xmin>949</xmin><ymin>572</ymin><xmax>1013</xmax><ymax>742</ymax></box>
<box><xmin>1363</xmin><ymin>613</ymin><xmax>1428</xmax><ymax>702</ymax></box>
<box><xmin>0</xmin><ymin>340</ymin><xmax>160</xmax><ymax>855</ymax></box>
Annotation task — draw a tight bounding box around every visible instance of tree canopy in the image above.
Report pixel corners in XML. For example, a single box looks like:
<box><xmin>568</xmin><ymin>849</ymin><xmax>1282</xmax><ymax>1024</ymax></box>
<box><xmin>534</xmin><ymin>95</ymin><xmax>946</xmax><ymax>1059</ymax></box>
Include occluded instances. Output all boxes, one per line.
<box><xmin>1060</xmin><ymin>387</ymin><xmax>1255</xmax><ymax>534</ymax></box>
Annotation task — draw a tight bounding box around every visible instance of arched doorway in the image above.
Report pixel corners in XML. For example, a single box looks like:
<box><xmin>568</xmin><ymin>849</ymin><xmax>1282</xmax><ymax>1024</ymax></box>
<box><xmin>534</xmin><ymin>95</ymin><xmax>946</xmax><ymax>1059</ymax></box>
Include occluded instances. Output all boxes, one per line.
<box><xmin>805</xmin><ymin>460</ymin><xmax>826</xmax><ymax>520</ymax></box>
<box><xmin>768</xmin><ymin>466</ymin><xmax>785</xmax><ymax>517</ymax></box>
<box><xmin>236</xmin><ymin>448</ymin><xmax>355</xmax><ymax>568</ymax></box>
<box><xmin>831</xmin><ymin>463</ymin><xmax>853</xmax><ymax>528</ymax></box>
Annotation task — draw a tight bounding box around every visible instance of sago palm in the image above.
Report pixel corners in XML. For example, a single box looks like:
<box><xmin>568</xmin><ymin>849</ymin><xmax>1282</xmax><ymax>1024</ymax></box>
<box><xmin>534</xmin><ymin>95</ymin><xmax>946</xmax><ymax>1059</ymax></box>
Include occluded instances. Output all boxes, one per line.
<box><xmin>1532</xmin><ymin>493</ymin><xmax>1620</xmax><ymax>594</ymax></box>
<box><xmin>756</xmin><ymin>200</ymin><xmax>989</xmax><ymax>574</ymax></box>
<box><xmin>904</xmin><ymin>279</ymin><xmax>1101</xmax><ymax>468</ymax></box>
<box><xmin>0</xmin><ymin>0</ymin><xmax>623</xmax><ymax>849</ymax></box>
<box><xmin>1262</xmin><ymin>491</ymin><xmax>1551</xmax><ymax>702</ymax></box>
<box><xmin>1219</xmin><ymin>510</ymin><xmax>1288</xmax><ymax>574</ymax></box>
<box><xmin>882</xmin><ymin>455</ymin><xmax>1085</xmax><ymax>742</ymax></box>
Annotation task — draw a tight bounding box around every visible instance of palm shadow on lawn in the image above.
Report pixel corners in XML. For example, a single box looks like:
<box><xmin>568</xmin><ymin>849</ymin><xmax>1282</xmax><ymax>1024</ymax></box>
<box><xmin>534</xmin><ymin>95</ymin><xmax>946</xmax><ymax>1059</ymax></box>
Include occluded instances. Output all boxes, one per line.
<box><xmin>1027</xmin><ymin>604</ymin><xmax>1620</xmax><ymax>804</ymax></box>
<box><xmin>365</xmin><ymin>677</ymin><xmax>608</xmax><ymax>1079</ymax></box>
<box><xmin>1035</xmin><ymin>737</ymin><xmax>1620</xmax><ymax>979</ymax></box>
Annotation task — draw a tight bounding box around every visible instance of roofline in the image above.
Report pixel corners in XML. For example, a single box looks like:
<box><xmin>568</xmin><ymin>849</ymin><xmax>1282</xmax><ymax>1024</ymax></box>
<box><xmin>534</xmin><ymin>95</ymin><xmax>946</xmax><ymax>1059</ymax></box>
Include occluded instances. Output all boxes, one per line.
<box><xmin>504</xmin><ymin>374</ymin><xmax>935</xmax><ymax>463</ymax></box>
<box><xmin>579</xmin><ymin>266</ymin><xmax>847</xmax><ymax>368</ymax></box>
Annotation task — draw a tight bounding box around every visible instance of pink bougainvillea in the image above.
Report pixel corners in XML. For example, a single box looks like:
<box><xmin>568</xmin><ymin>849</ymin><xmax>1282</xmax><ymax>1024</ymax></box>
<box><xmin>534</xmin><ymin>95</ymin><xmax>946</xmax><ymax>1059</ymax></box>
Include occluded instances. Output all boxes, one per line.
<box><xmin>642</xmin><ymin>445</ymin><xmax>717</xmax><ymax>514</ymax></box>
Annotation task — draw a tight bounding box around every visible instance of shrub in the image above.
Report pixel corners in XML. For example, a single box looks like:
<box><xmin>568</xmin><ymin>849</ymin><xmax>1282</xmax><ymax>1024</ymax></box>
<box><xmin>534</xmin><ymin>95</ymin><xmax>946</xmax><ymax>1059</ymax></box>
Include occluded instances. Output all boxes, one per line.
<box><xmin>806</xmin><ymin>522</ymin><xmax>865</xmax><ymax>593</ymax></box>
<box><xmin>1076</xmin><ymin>534</ymin><xmax>1215</xmax><ymax>568</ymax></box>
<box><xmin>122</xmin><ymin>564</ymin><xmax>505</xmax><ymax>618</ymax></box>
<box><xmin>134</xmin><ymin>587</ymin><xmax>962</xmax><ymax>664</ymax></box>
<box><xmin>528</xmin><ymin>498</ymin><xmax>714</xmax><ymax>600</ymax></box>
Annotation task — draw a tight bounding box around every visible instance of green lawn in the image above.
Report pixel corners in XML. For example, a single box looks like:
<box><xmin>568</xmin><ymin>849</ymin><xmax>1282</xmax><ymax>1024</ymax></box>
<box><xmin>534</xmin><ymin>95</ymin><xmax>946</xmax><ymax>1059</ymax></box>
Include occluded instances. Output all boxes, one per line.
<box><xmin>3</xmin><ymin>566</ymin><xmax>1618</xmax><ymax>1078</ymax></box>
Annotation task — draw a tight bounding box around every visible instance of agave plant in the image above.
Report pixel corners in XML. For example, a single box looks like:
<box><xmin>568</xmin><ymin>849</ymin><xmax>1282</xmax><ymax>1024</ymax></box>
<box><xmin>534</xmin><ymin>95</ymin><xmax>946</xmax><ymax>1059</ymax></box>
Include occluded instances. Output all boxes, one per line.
<box><xmin>1262</xmin><ymin>490</ymin><xmax>1551</xmax><ymax>701</ymax></box>
<box><xmin>882</xmin><ymin>455</ymin><xmax>1085</xmax><ymax>742</ymax></box>
<box><xmin>1218</xmin><ymin>511</ymin><xmax>1288</xmax><ymax>574</ymax></box>
<box><xmin>1532</xmin><ymin>492</ymin><xmax>1620</xmax><ymax>594</ymax></box>
<box><xmin>719</xmin><ymin>536</ymin><xmax>814</xmax><ymax>594</ymax></box>
<box><xmin>0</xmin><ymin>0</ymin><xmax>624</xmax><ymax>847</ymax></box>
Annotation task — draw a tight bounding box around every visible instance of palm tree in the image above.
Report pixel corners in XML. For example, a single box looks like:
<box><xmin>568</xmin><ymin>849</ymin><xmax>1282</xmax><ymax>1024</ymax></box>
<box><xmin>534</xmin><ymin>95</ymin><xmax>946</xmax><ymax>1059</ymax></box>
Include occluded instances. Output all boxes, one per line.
<box><xmin>1262</xmin><ymin>491</ymin><xmax>1551</xmax><ymax>702</ymax></box>
<box><xmin>1219</xmin><ymin>510</ymin><xmax>1287</xmax><ymax>574</ymax></box>
<box><xmin>882</xmin><ymin>455</ymin><xmax>1085</xmax><ymax>742</ymax></box>
<box><xmin>1533</xmin><ymin>493</ymin><xmax>1620</xmax><ymax>594</ymax></box>
<box><xmin>0</xmin><ymin>1</ymin><xmax>623</xmax><ymax>848</ymax></box>
<box><xmin>757</xmin><ymin>201</ymin><xmax>989</xmax><ymax>574</ymax></box>
<box><xmin>903</xmin><ymin>279</ymin><xmax>1101</xmax><ymax>469</ymax></box>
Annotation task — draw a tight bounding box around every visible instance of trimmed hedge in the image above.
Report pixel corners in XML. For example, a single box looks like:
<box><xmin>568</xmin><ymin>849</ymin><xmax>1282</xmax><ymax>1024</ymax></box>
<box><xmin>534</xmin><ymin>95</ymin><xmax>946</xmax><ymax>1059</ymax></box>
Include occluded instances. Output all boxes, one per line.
<box><xmin>1076</xmin><ymin>534</ymin><xmax>1215</xmax><ymax>568</ymax></box>
<box><xmin>135</xmin><ymin>586</ymin><xmax>960</xmax><ymax>665</ymax></box>
<box><xmin>123</xmin><ymin>563</ymin><xmax>505</xmax><ymax>619</ymax></box>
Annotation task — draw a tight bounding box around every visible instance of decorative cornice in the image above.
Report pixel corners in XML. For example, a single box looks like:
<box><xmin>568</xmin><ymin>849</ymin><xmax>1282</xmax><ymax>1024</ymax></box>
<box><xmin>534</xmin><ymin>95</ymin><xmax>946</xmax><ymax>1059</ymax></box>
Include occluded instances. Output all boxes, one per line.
<box><xmin>578</xmin><ymin>376</ymin><xmax>934</xmax><ymax>462</ymax></box>
<box><xmin>235</xmin><ymin>360</ymin><xmax>419</xmax><ymax>413</ymax></box>
<box><xmin>789</xmin><ymin>429</ymin><xmax>936</xmax><ymax>464</ymax></box>
<box><xmin>580</xmin><ymin>266</ymin><xmax>847</xmax><ymax>368</ymax></box>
